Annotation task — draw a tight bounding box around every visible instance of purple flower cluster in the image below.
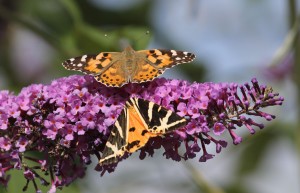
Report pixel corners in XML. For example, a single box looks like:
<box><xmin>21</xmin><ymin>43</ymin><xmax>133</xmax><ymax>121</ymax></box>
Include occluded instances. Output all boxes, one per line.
<box><xmin>0</xmin><ymin>75</ymin><xmax>283</xmax><ymax>192</ymax></box>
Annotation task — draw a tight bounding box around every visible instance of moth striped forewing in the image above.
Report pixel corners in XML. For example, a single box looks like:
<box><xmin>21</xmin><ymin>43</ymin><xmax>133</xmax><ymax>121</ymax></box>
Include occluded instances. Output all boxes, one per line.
<box><xmin>98</xmin><ymin>97</ymin><xmax>186</xmax><ymax>166</ymax></box>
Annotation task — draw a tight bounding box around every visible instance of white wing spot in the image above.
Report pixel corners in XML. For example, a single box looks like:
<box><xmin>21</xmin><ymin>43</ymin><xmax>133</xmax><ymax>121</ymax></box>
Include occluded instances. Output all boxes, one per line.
<box><xmin>70</xmin><ymin>58</ymin><xmax>75</xmax><ymax>62</ymax></box>
<box><xmin>81</xmin><ymin>55</ymin><xmax>88</xmax><ymax>62</ymax></box>
<box><xmin>77</xmin><ymin>63</ymin><xmax>83</xmax><ymax>67</ymax></box>
<box><xmin>171</xmin><ymin>50</ymin><xmax>177</xmax><ymax>56</ymax></box>
<box><xmin>183</xmin><ymin>52</ymin><xmax>188</xmax><ymax>55</ymax></box>
<box><xmin>175</xmin><ymin>57</ymin><xmax>182</xmax><ymax>60</ymax></box>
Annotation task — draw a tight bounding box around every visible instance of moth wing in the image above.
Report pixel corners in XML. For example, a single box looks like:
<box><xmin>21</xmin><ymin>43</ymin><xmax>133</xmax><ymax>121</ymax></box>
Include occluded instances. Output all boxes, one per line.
<box><xmin>125</xmin><ymin>105</ymin><xmax>157</xmax><ymax>153</ymax></box>
<box><xmin>99</xmin><ymin>97</ymin><xmax>187</xmax><ymax>166</ymax></box>
<box><xmin>99</xmin><ymin>109</ymin><xmax>128</xmax><ymax>166</ymax></box>
<box><xmin>130</xmin><ymin>98</ymin><xmax>187</xmax><ymax>134</ymax></box>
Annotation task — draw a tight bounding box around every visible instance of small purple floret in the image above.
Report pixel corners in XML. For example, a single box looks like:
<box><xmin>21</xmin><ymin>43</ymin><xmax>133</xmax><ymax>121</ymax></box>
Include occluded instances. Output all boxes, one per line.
<box><xmin>213</xmin><ymin>122</ymin><xmax>226</xmax><ymax>136</ymax></box>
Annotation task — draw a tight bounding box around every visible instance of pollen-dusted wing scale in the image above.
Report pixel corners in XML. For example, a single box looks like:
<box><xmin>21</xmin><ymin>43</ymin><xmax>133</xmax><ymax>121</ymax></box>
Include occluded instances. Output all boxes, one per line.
<box><xmin>99</xmin><ymin>97</ymin><xmax>187</xmax><ymax>166</ymax></box>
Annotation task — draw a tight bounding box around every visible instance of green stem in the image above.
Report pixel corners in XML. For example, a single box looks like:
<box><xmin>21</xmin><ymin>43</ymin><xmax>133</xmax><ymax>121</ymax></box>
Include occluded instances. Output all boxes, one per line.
<box><xmin>59</xmin><ymin>0</ymin><xmax>84</xmax><ymax>26</ymax></box>
<box><xmin>289</xmin><ymin>0</ymin><xmax>300</xmax><ymax>186</ymax></box>
<box><xmin>289</xmin><ymin>0</ymin><xmax>297</xmax><ymax>27</ymax></box>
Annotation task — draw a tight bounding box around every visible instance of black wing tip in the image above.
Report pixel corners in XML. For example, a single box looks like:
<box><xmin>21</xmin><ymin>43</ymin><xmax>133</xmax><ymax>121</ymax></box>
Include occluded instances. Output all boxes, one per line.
<box><xmin>61</xmin><ymin>58</ymin><xmax>79</xmax><ymax>71</ymax></box>
<box><xmin>182</xmin><ymin>52</ymin><xmax>196</xmax><ymax>62</ymax></box>
<box><xmin>62</xmin><ymin>60</ymin><xmax>70</xmax><ymax>67</ymax></box>
<box><xmin>190</xmin><ymin>53</ymin><xmax>196</xmax><ymax>60</ymax></box>
<box><xmin>175</xmin><ymin>51</ymin><xmax>196</xmax><ymax>63</ymax></box>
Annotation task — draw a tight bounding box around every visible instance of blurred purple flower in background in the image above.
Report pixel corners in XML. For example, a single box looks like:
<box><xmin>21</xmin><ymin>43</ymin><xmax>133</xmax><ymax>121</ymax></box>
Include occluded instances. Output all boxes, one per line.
<box><xmin>0</xmin><ymin>75</ymin><xmax>283</xmax><ymax>192</ymax></box>
<box><xmin>264</xmin><ymin>52</ymin><xmax>294</xmax><ymax>81</ymax></box>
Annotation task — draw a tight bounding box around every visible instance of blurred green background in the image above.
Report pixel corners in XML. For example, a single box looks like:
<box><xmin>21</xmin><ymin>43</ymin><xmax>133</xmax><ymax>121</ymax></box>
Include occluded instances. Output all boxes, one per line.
<box><xmin>0</xmin><ymin>0</ymin><xmax>299</xmax><ymax>193</ymax></box>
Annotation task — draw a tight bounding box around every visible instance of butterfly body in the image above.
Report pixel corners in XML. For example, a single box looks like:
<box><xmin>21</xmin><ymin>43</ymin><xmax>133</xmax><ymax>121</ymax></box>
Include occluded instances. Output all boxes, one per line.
<box><xmin>99</xmin><ymin>97</ymin><xmax>187</xmax><ymax>166</ymax></box>
<box><xmin>62</xmin><ymin>46</ymin><xmax>195</xmax><ymax>87</ymax></box>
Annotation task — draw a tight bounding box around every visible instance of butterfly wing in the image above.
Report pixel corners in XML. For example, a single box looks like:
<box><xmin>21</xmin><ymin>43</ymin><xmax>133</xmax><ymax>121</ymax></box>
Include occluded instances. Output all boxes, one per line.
<box><xmin>93</xmin><ymin>60</ymin><xmax>128</xmax><ymax>87</ymax></box>
<box><xmin>63</xmin><ymin>48</ymin><xmax>195</xmax><ymax>86</ymax></box>
<box><xmin>62</xmin><ymin>52</ymin><xmax>128</xmax><ymax>87</ymax></box>
<box><xmin>131</xmin><ymin>49</ymin><xmax>195</xmax><ymax>83</ymax></box>
<box><xmin>62</xmin><ymin>52</ymin><xmax>119</xmax><ymax>75</ymax></box>
<box><xmin>130</xmin><ymin>59</ymin><xmax>164</xmax><ymax>83</ymax></box>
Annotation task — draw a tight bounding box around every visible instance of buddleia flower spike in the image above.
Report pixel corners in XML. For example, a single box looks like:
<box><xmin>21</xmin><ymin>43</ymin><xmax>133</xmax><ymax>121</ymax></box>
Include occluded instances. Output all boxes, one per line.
<box><xmin>0</xmin><ymin>76</ymin><xmax>283</xmax><ymax>192</ymax></box>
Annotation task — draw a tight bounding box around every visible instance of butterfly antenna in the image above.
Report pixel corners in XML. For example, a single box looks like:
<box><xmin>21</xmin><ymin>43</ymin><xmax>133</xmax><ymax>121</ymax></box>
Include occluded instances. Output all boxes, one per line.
<box><xmin>134</xmin><ymin>30</ymin><xmax>150</xmax><ymax>42</ymax></box>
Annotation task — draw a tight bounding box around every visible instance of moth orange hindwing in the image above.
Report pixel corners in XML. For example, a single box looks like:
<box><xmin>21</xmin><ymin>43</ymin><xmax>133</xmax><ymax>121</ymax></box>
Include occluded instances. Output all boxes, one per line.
<box><xmin>98</xmin><ymin>97</ymin><xmax>187</xmax><ymax>166</ymax></box>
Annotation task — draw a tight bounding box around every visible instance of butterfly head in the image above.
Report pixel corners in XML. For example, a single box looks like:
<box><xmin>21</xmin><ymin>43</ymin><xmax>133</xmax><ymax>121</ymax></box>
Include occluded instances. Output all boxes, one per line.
<box><xmin>123</xmin><ymin>46</ymin><xmax>136</xmax><ymax>57</ymax></box>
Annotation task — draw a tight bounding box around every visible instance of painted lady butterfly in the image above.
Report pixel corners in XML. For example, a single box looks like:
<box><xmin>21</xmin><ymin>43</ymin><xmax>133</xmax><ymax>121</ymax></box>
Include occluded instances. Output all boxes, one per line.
<box><xmin>62</xmin><ymin>46</ymin><xmax>196</xmax><ymax>87</ymax></box>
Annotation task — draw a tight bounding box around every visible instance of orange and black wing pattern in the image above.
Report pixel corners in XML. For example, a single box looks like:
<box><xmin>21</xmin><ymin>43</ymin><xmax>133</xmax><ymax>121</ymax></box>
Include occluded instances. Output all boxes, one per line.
<box><xmin>99</xmin><ymin>97</ymin><xmax>186</xmax><ymax>166</ymax></box>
